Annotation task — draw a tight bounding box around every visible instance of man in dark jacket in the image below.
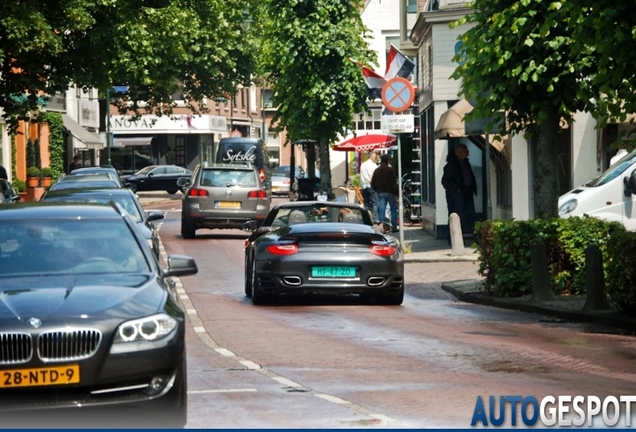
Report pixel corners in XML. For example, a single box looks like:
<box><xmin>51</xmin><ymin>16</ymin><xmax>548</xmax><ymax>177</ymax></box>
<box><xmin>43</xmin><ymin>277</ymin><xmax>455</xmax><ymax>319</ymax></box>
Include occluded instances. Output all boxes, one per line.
<box><xmin>442</xmin><ymin>143</ymin><xmax>477</xmax><ymax>235</ymax></box>
<box><xmin>371</xmin><ymin>154</ymin><xmax>399</xmax><ymax>232</ymax></box>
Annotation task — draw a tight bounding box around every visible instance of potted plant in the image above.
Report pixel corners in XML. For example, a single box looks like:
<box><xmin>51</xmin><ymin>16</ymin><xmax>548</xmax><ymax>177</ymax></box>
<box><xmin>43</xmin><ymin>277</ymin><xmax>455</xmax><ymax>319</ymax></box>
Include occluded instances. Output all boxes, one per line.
<box><xmin>41</xmin><ymin>167</ymin><xmax>53</xmax><ymax>187</ymax></box>
<box><xmin>26</xmin><ymin>166</ymin><xmax>41</xmax><ymax>188</ymax></box>
<box><xmin>13</xmin><ymin>179</ymin><xmax>26</xmax><ymax>193</ymax></box>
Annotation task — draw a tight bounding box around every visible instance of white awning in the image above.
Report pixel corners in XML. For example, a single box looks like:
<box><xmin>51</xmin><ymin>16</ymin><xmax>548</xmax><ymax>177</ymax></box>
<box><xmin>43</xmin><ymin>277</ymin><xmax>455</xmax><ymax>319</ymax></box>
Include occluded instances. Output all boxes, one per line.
<box><xmin>113</xmin><ymin>137</ymin><xmax>153</xmax><ymax>147</ymax></box>
<box><xmin>62</xmin><ymin>114</ymin><xmax>104</xmax><ymax>149</ymax></box>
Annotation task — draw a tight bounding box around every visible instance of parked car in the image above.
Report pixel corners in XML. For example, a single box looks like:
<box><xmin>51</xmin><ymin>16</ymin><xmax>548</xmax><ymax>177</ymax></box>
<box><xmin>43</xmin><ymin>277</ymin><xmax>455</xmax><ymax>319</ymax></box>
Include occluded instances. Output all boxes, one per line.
<box><xmin>48</xmin><ymin>174</ymin><xmax>121</xmax><ymax>192</ymax></box>
<box><xmin>122</xmin><ymin>165</ymin><xmax>192</xmax><ymax>194</ymax></box>
<box><xmin>178</xmin><ymin>163</ymin><xmax>270</xmax><ymax>238</ymax></box>
<box><xmin>0</xmin><ymin>179</ymin><xmax>20</xmax><ymax>203</ymax></box>
<box><xmin>270</xmin><ymin>165</ymin><xmax>305</xmax><ymax>196</ymax></box>
<box><xmin>0</xmin><ymin>202</ymin><xmax>197</xmax><ymax>428</ymax></box>
<box><xmin>40</xmin><ymin>187</ymin><xmax>164</xmax><ymax>259</ymax></box>
<box><xmin>243</xmin><ymin>201</ymin><xmax>404</xmax><ymax>305</ymax></box>
<box><xmin>69</xmin><ymin>166</ymin><xmax>124</xmax><ymax>186</ymax></box>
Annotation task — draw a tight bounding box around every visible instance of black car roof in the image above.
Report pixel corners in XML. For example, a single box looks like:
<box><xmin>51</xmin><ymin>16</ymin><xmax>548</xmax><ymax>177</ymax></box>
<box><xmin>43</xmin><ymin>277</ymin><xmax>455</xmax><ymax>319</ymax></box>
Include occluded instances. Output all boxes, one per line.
<box><xmin>200</xmin><ymin>163</ymin><xmax>254</xmax><ymax>170</ymax></box>
<box><xmin>0</xmin><ymin>202</ymin><xmax>126</xmax><ymax>220</ymax></box>
<box><xmin>270</xmin><ymin>201</ymin><xmax>366</xmax><ymax>211</ymax></box>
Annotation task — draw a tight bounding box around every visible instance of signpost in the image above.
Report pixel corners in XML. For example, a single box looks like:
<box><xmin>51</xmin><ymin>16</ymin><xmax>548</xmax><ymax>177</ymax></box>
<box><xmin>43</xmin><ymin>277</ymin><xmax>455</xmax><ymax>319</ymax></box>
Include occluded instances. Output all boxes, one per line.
<box><xmin>381</xmin><ymin>77</ymin><xmax>416</xmax><ymax>247</ymax></box>
<box><xmin>105</xmin><ymin>86</ymin><xmax>129</xmax><ymax>166</ymax></box>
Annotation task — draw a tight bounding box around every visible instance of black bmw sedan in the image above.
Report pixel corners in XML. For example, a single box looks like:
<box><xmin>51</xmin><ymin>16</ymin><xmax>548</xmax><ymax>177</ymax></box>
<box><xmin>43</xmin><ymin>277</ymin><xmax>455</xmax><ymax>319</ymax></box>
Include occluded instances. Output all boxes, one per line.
<box><xmin>0</xmin><ymin>202</ymin><xmax>197</xmax><ymax>427</ymax></box>
<box><xmin>122</xmin><ymin>165</ymin><xmax>193</xmax><ymax>194</ymax></box>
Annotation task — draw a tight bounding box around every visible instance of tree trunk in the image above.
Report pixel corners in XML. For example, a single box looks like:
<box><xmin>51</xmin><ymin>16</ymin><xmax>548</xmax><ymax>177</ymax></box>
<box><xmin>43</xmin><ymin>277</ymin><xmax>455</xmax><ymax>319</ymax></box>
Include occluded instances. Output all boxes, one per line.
<box><xmin>533</xmin><ymin>105</ymin><xmax>561</xmax><ymax>219</ymax></box>
<box><xmin>306</xmin><ymin>143</ymin><xmax>316</xmax><ymax>178</ymax></box>
<box><xmin>318</xmin><ymin>138</ymin><xmax>332</xmax><ymax>193</ymax></box>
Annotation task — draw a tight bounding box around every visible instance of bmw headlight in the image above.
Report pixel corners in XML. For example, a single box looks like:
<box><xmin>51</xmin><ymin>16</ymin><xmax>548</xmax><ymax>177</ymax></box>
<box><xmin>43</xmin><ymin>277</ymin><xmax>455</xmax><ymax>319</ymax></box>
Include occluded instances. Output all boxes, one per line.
<box><xmin>114</xmin><ymin>314</ymin><xmax>177</xmax><ymax>343</ymax></box>
<box><xmin>558</xmin><ymin>199</ymin><xmax>578</xmax><ymax>216</ymax></box>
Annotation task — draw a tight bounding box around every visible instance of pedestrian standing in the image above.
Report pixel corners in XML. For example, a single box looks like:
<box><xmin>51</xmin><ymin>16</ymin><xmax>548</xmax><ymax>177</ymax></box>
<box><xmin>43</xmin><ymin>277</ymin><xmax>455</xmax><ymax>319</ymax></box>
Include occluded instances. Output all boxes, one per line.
<box><xmin>442</xmin><ymin>143</ymin><xmax>477</xmax><ymax>236</ymax></box>
<box><xmin>359</xmin><ymin>150</ymin><xmax>379</xmax><ymax>223</ymax></box>
<box><xmin>610</xmin><ymin>142</ymin><xmax>629</xmax><ymax>166</ymax></box>
<box><xmin>371</xmin><ymin>154</ymin><xmax>399</xmax><ymax>233</ymax></box>
<box><xmin>68</xmin><ymin>156</ymin><xmax>82</xmax><ymax>174</ymax></box>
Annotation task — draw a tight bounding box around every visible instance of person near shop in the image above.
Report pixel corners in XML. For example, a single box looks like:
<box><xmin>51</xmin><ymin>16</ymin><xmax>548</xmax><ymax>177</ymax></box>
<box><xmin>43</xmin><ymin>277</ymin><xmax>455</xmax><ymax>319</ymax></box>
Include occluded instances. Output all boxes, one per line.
<box><xmin>68</xmin><ymin>156</ymin><xmax>82</xmax><ymax>174</ymax></box>
<box><xmin>610</xmin><ymin>142</ymin><xmax>629</xmax><ymax>166</ymax></box>
<box><xmin>371</xmin><ymin>154</ymin><xmax>399</xmax><ymax>233</ymax></box>
<box><xmin>359</xmin><ymin>150</ymin><xmax>379</xmax><ymax>223</ymax></box>
<box><xmin>442</xmin><ymin>143</ymin><xmax>477</xmax><ymax>237</ymax></box>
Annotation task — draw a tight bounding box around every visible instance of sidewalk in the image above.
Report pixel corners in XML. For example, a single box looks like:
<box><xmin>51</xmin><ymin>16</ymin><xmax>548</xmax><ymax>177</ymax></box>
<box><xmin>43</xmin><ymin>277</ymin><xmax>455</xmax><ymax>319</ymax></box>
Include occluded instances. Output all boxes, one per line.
<box><xmin>400</xmin><ymin>225</ymin><xmax>636</xmax><ymax>333</ymax></box>
<box><xmin>139</xmin><ymin>193</ymin><xmax>636</xmax><ymax>333</ymax></box>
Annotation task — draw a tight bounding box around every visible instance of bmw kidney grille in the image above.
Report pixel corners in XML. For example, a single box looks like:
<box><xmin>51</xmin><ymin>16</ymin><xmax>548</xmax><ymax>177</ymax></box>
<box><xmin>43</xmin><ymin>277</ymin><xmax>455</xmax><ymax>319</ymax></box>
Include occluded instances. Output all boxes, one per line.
<box><xmin>0</xmin><ymin>330</ymin><xmax>102</xmax><ymax>364</ymax></box>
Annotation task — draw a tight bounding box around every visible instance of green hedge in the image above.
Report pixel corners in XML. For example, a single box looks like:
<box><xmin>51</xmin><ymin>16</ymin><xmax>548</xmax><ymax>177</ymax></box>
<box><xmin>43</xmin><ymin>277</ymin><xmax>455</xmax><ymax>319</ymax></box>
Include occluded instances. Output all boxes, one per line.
<box><xmin>43</xmin><ymin>112</ymin><xmax>64</xmax><ymax>178</ymax></box>
<box><xmin>475</xmin><ymin>216</ymin><xmax>627</xmax><ymax>301</ymax></box>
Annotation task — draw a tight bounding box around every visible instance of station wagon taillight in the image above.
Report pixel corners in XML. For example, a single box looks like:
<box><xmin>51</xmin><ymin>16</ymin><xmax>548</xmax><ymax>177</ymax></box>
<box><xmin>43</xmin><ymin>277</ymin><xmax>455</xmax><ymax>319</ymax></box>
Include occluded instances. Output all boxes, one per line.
<box><xmin>248</xmin><ymin>190</ymin><xmax>267</xmax><ymax>199</ymax></box>
<box><xmin>259</xmin><ymin>168</ymin><xmax>266</xmax><ymax>182</ymax></box>
<box><xmin>266</xmin><ymin>243</ymin><xmax>298</xmax><ymax>255</ymax></box>
<box><xmin>370</xmin><ymin>242</ymin><xmax>396</xmax><ymax>256</ymax></box>
<box><xmin>188</xmin><ymin>188</ymin><xmax>209</xmax><ymax>197</ymax></box>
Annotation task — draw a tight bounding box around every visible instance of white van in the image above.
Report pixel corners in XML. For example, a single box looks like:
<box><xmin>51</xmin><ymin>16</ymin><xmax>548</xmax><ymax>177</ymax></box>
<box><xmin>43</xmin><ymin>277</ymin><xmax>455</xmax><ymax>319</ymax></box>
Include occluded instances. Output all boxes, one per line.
<box><xmin>558</xmin><ymin>149</ymin><xmax>636</xmax><ymax>229</ymax></box>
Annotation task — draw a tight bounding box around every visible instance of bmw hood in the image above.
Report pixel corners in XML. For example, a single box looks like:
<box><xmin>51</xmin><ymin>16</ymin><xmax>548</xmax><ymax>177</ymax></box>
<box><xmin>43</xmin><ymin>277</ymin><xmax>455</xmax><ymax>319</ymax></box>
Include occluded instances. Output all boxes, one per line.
<box><xmin>0</xmin><ymin>275</ymin><xmax>164</xmax><ymax>324</ymax></box>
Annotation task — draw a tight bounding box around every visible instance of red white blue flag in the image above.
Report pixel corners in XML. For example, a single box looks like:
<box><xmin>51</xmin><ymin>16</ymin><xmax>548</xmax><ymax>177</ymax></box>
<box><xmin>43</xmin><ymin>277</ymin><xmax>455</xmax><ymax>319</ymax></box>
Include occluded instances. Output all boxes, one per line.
<box><xmin>385</xmin><ymin>43</ymin><xmax>415</xmax><ymax>80</ymax></box>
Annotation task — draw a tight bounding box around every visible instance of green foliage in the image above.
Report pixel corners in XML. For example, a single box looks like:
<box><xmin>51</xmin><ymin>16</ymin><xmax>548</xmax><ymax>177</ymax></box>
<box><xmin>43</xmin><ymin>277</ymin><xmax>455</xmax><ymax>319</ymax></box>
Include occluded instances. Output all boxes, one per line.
<box><xmin>475</xmin><ymin>216</ymin><xmax>626</xmax><ymax>298</ymax></box>
<box><xmin>258</xmin><ymin>0</ymin><xmax>377</xmax><ymax>191</ymax></box>
<box><xmin>43</xmin><ymin>112</ymin><xmax>64</xmax><ymax>177</ymax></box>
<box><xmin>0</xmin><ymin>0</ymin><xmax>256</xmax><ymax>132</ymax></box>
<box><xmin>451</xmin><ymin>0</ymin><xmax>586</xmax><ymax>219</ymax></box>
<box><xmin>12</xmin><ymin>179</ymin><xmax>26</xmax><ymax>193</ymax></box>
<box><xmin>347</xmin><ymin>174</ymin><xmax>361</xmax><ymax>188</ymax></box>
<box><xmin>26</xmin><ymin>139</ymin><xmax>37</xmax><ymax>169</ymax></box>
<box><xmin>27</xmin><ymin>166</ymin><xmax>41</xmax><ymax>178</ymax></box>
<box><xmin>41</xmin><ymin>167</ymin><xmax>53</xmax><ymax>177</ymax></box>
<box><xmin>606</xmin><ymin>231</ymin><xmax>636</xmax><ymax>315</ymax></box>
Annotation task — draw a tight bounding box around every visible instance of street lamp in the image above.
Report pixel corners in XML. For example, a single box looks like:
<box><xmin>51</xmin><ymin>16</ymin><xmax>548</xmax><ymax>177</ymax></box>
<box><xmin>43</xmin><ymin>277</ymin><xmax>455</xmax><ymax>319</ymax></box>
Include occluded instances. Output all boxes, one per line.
<box><xmin>241</xmin><ymin>8</ymin><xmax>253</xmax><ymax>31</ymax></box>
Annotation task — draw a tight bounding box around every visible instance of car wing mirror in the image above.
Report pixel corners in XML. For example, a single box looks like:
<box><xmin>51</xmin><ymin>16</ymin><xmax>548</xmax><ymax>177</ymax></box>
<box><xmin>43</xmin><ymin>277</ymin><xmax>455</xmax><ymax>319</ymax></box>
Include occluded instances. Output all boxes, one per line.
<box><xmin>146</xmin><ymin>210</ymin><xmax>164</xmax><ymax>221</ymax></box>
<box><xmin>242</xmin><ymin>220</ymin><xmax>259</xmax><ymax>232</ymax></box>
<box><xmin>163</xmin><ymin>255</ymin><xmax>198</xmax><ymax>277</ymax></box>
<box><xmin>177</xmin><ymin>177</ymin><xmax>190</xmax><ymax>187</ymax></box>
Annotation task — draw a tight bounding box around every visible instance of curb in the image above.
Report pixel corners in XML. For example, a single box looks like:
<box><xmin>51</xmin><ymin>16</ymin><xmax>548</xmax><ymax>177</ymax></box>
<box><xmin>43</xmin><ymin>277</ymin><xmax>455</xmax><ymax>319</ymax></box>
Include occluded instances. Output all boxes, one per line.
<box><xmin>441</xmin><ymin>280</ymin><xmax>636</xmax><ymax>334</ymax></box>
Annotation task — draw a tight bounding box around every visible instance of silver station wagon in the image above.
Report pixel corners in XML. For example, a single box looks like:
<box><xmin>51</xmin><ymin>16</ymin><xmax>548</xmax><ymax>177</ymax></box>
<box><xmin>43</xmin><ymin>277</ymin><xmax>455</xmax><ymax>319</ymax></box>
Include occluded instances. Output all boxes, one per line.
<box><xmin>178</xmin><ymin>164</ymin><xmax>271</xmax><ymax>238</ymax></box>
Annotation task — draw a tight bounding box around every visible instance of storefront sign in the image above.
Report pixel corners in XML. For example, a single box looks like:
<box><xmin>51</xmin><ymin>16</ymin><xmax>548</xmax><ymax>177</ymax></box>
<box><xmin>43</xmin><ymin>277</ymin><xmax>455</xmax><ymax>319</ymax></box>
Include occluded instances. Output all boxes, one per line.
<box><xmin>78</xmin><ymin>100</ymin><xmax>99</xmax><ymax>128</ymax></box>
<box><xmin>109</xmin><ymin>115</ymin><xmax>227</xmax><ymax>134</ymax></box>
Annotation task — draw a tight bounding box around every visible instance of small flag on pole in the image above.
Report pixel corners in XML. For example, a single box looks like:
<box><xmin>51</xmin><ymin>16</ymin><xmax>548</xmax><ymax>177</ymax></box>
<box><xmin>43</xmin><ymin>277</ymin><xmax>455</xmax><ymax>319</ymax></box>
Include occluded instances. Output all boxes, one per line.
<box><xmin>385</xmin><ymin>43</ymin><xmax>416</xmax><ymax>80</ymax></box>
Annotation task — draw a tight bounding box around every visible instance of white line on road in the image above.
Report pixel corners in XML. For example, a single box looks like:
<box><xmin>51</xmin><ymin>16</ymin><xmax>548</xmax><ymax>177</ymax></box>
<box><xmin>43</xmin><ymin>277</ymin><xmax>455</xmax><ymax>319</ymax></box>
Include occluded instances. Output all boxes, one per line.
<box><xmin>188</xmin><ymin>388</ymin><xmax>258</xmax><ymax>394</ymax></box>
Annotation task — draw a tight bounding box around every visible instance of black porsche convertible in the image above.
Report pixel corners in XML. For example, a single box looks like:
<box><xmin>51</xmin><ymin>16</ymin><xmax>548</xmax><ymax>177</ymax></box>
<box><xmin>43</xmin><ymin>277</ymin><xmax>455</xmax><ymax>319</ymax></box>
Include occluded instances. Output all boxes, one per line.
<box><xmin>243</xmin><ymin>201</ymin><xmax>404</xmax><ymax>305</ymax></box>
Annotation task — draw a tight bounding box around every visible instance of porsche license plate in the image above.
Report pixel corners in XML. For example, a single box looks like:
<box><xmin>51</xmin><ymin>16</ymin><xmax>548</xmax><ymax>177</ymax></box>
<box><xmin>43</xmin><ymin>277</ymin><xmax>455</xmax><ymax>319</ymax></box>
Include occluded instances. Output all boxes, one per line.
<box><xmin>1</xmin><ymin>365</ymin><xmax>80</xmax><ymax>388</ymax></box>
<box><xmin>311</xmin><ymin>266</ymin><xmax>356</xmax><ymax>278</ymax></box>
<box><xmin>215</xmin><ymin>201</ymin><xmax>241</xmax><ymax>209</ymax></box>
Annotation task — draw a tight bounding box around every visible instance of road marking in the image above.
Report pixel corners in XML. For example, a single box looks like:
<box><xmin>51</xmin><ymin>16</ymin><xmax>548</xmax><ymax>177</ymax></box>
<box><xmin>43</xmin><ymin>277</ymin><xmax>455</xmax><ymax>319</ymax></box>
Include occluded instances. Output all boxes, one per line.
<box><xmin>188</xmin><ymin>388</ymin><xmax>258</xmax><ymax>394</ymax></box>
<box><xmin>154</xmin><ymin>215</ymin><xmax>397</xmax><ymax>426</ymax></box>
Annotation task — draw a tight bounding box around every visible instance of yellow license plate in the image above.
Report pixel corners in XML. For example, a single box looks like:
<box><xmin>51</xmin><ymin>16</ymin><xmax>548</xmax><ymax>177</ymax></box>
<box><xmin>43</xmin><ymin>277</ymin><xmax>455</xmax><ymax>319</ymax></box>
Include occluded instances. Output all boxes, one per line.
<box><xmin>272</xmin><ymin>186</ymin><xmax>280</xmax><ymax>191</ymax></box>
<box><xmin>1</xmin><ymin>365</ymin><xmax>80</xmax><ymax>388</ymax></box>
<box><xmin>216</xmin><ymin>201</ymin><xmax>241</xmax><ymax>209</ymax></box>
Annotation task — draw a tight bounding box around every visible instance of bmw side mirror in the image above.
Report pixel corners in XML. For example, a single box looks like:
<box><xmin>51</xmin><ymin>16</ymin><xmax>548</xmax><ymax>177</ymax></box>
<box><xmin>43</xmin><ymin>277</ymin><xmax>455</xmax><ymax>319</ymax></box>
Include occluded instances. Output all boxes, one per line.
<box><xmin>164</xmin><ymin>255</ymin><xmax>198</xmax><ymax>277</ymax></box>
<box><xmin>147</xmin><ymin>210</ymin><xmax>164</xmax><ymax>222</ymax></box>
<box><xmin>177</xmin><ymin>177</ymin><xmax>189</xmax><ymax>187</ymax></box>
<box><xmin>242</xmin><ymin>221</ymin><xmax>258</xmax><ymax>232</ymax></box>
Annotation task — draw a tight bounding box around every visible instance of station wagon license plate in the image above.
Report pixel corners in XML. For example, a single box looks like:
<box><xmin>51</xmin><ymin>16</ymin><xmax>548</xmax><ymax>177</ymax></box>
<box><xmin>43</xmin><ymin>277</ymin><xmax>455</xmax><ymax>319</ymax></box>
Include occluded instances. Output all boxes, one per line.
<box><xmin>311</xmin><ymin>266</ymin><xmax>356</xmax><ymax>278</ymax></box>
<box><xmin>215</xmin><ymin>201</ymin><xmax>241</xmax><ymax>209</ymax></box>
<box><xmin>1</xmin><ymin>365</ymin><xmax>80</xmax><ymax>388</ymax></box>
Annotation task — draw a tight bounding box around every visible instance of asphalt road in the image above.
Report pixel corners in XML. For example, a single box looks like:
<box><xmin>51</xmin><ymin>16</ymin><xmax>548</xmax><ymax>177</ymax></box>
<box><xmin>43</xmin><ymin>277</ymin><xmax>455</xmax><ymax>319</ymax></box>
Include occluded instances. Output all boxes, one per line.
<box><xmin>146</xmin><ymin>198</ymin><xmax>636</xmax><ymax>428</ymax></box>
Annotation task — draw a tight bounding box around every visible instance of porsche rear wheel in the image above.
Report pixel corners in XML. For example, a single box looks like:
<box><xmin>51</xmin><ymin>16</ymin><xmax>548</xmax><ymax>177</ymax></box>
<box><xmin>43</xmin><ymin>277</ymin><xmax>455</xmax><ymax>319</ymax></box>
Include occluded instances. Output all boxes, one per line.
<box><xmin>377</xmin><ymin>285</ymin><xmax>404</xmax><ymax>306</ymax></box>
<box><xmin>251</xmin><ymin>259</ymin><xmax>273</xmax><ymax>305</ymax></box>
<box><xmin>244</xmin><ymin>253</ymin><xmax>253</xmax><ymax>298</ymax></box>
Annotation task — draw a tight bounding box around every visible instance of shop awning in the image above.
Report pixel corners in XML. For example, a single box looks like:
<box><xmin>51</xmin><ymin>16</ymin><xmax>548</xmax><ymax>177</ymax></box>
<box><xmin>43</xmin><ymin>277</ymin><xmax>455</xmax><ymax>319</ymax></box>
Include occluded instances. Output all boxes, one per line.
<box><xmin>113</xmin><ymin>137</ymin><xmax>153</xmax><ymax>147</ymax></box>
<box><xmin>434</xmin><ymin>98</ymin><xmax>474</xmax><ymax>140</ymax></box>
<box><xmin>62</xmin><ymin>114</ymin><xmax>104</xmax><ymax>150</ymax></box>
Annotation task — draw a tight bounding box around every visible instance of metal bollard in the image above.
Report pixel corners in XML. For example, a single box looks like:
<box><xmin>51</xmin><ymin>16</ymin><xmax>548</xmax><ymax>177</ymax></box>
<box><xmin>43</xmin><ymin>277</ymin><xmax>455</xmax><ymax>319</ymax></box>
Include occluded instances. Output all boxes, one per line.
<box><xmin>582</xmin><ymin>243</ymin><xmax>611</xmax><ymax>311</ymax></box>
<box><xmin>531</xmin><ymin>237</ymin><xmax>556</xmax><ymax>301</ymax></box>
<box><xmin>449</xmin><ymin>213</ymin><xmax>465</xmax><ymax>256</ymax></box>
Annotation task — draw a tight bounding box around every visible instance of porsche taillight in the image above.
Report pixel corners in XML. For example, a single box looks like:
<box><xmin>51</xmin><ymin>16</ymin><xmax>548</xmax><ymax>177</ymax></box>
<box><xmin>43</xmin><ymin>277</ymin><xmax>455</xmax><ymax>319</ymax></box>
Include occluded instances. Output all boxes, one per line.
<box><xmin>248</xmin><ymin>190</ymin><xmax>268</xmax><ymax>199</ymax></box>
<box><xmin>188</xmin><ymin>188</ymin><xmax>209</xmax><ymax>197</ymax></box>
<box><xmin>266</xmin><ymin>243</ymin><xmax>299</xmax><ymax>255</ymax></box>
<box><xmin>370</xmin><ymin>242</ymin><xmax>396</xmax><ymax>256</ymax></box>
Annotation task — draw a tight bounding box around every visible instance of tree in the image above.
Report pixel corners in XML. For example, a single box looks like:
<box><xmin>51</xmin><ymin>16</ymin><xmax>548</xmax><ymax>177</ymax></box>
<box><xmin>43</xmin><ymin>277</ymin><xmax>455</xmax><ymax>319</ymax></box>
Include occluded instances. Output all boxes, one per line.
<box><xmin>452</xmin><ymin>0</ymin><xmax>586</xmax><ymax>218</ymax></box>
<box><xmin>568</xmin><ymin>1</ymin><xmax>636</xmax><ymax>132</ymax></box>
<box><xmin>0</xmin><ymin>0</ymin><xmax>256</xmax><ymax>131</ymax></box>
<box><xmin>258</xmin><ymin>0</ymin><xmax>377</xmax><ymax>191</ymax></box>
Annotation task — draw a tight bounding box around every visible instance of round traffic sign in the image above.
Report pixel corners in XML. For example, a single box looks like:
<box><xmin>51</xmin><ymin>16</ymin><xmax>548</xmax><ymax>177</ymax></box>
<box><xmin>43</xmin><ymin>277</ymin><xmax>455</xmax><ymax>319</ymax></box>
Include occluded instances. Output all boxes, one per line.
<box><xmin>381</xmin><ymin>77</ymin><xmax>415</xmax><ymax>113</ymax></box>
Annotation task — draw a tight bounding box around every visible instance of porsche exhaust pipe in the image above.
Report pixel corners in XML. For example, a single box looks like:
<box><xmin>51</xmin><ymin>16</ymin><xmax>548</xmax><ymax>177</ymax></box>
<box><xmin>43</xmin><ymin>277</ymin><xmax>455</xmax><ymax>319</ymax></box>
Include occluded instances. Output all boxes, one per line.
<box><xmin>367</xmin><ymin>277</ymin><xmax>386</xmax><ymax>286</ymax></box>
<box><xmin>283</xmin><ymin>276</ymin><xmax>302</xmax><ymax>286</ymax></box>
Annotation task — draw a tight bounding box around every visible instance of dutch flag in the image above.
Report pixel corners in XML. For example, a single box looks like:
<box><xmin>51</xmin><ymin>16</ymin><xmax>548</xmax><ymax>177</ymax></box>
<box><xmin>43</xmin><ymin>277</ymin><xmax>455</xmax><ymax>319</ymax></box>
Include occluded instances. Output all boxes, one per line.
<box><xmin>385</xmin><ymin>43</ymin><xmax>416</xmax><ymax>81</ymax></box>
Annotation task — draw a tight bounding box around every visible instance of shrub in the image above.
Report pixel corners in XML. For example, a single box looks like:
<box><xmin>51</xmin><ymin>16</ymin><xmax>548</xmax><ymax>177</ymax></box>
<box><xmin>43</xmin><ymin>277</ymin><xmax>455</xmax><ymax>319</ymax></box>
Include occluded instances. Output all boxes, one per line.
<box><xmin>13</xmin><ymin>179</ymin><xmax>26</xmax><ymax>192</ymax></box>
<box><xmin>27</xmin><ymin>166</ymin><xmax>41</xmax><ymax>178</ymax></box>
<box><xmin>605</xmin><ymin>231</ymin><xmax>636</xmax><ymax>315</ymax></box>
<box><xmin>41</xmin><ymin>167</ymin><xmax>54</xmax><ymax>177</ymax></box>
<box><xmin>347</xmin><ymin>174</ymin><xmax>361</xmax><ymax>188</ymax></box>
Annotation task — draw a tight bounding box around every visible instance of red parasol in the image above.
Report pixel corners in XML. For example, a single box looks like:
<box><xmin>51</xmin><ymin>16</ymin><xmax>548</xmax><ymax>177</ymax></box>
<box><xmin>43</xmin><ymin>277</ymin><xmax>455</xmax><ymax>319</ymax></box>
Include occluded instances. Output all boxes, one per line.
<box><xmin>332</xmin><ymin>133</ymin><xmax>397</xmax><ymax>152</ymax></box>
